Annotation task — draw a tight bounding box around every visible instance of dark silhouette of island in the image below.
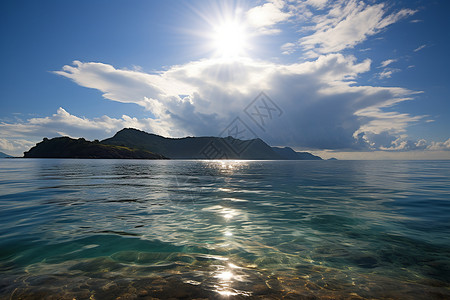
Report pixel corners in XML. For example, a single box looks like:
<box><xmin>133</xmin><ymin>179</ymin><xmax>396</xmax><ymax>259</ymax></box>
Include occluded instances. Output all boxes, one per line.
<box><xmin>102</xmin><ymin>128</ymin><xmax>323</xmax><ymax>160</ymax></box>
<box><xmin>24</xmin><ymin>128</ymin><xmax>325</xmax><ymax>160</ymax></box>
<box><xmin>0</xmin><ymin>151</ymin><xmax>13</xmax><ymax>158</ymax></box>
<box><xmin>271</xmin><ymin>146</ymin><xmax>322</xmax><ymax>160</ymax></box>
<box><xmin>24</xmin><ymin>137</ymin><xmax>166</xmax><ymax>159</ymax></box>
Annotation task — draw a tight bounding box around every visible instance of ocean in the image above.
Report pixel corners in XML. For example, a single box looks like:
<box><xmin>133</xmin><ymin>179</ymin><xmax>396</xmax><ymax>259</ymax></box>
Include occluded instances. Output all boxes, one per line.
<box><xmin>0</xmin><ymin>159</ymin><xmax>449</xmax><ymax>299</ymax></box>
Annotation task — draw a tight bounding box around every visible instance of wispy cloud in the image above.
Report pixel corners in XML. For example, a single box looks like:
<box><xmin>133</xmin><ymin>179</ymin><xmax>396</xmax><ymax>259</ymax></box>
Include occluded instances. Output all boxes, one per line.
<box><xmin>378</xmin><ymin>68</ymin><xmax>400</xmax><ymax>79</ymax></box>
<box><xmin>378</xmin><ymin>70</ymin><xmax>393</xmax><ymax>79</ymax></box>
<box><xmin>379</xmin><ymin>59</ymin><xmax>397</xmax><ymax>68</ymax></box>
<box><xmin>297</xmin><ymin>0</ymin><xmax>416</xmax><ymax>56</ymax></box>
<box><xmin>376</xmin><ymin>59</ymin><xmax>399</xmax><ymax>79</ymax></box>
<box><xmin>414</xmin><ymin>44</ymin><xmax>427</xmax><ymax>52</ymax></box>
<box><xmin>304</xmin><ymin>0</ymin><xmax>329</xmax><ymax>10</ymax></box>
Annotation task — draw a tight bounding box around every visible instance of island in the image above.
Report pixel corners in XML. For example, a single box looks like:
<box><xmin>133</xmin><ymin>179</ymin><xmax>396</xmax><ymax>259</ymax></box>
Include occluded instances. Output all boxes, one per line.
<box><xmin>23</xmin><ymin>128</ymin><xmax>326</xmax><ymax>160</ymax></box>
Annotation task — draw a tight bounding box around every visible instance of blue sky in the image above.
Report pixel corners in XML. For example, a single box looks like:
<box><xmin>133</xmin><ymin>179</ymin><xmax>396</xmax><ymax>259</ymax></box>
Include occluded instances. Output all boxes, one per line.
<box><xmin>0</xmin><ymin>0</ymin><xmax>449</xmax><ymax>159</ymax></box>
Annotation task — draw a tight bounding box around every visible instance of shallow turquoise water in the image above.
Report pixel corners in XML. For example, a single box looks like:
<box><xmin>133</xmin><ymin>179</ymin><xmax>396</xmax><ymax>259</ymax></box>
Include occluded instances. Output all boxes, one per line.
<box><xmin>0</xmin><ymin>159</ymin><xmax>449</xmax><ymax>299</ymax></box>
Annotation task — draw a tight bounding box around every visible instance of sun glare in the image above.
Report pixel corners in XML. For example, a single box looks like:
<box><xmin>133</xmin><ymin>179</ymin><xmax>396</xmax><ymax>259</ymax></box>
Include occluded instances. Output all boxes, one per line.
<box><xmin>212</xmin><ymin>21</ymin><xmax>247</xmax><ymax>58</ymax></box>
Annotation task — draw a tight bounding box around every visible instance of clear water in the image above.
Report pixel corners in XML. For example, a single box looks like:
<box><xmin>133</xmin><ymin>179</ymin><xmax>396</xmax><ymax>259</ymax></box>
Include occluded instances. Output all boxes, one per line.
<box><xmin>0</xmin><ymin>159</ymin><xmax>449</xmax><ymax>299</ymax></box>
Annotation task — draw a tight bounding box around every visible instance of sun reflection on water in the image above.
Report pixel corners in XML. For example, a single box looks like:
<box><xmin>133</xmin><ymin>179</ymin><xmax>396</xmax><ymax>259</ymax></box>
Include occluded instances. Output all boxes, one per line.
<box><xmin>204</xmin><ymin>160</ymin><xmax>249</xmax><ymax>174</ymax></box>
<box><xmin>215</xmin><ymin>270</ymin><xmax>234</xmax><ymax>281</ymax></box>
<box><xmin>213</xmin><ymin>268</ymin><xmax>236</xmax><ymax>296</ymax></box>
<box><xmin>212</xmin><ymin>263</ymin><xmax>252</xmax><ymax>297</ymax></box>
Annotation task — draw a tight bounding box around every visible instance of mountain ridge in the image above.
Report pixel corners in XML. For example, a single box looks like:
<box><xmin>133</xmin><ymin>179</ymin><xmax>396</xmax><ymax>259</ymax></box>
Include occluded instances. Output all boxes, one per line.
<box><xmin>101</xmin><ymin>128</ymin><xmax>281</xmax><ymax>159</ymax></box>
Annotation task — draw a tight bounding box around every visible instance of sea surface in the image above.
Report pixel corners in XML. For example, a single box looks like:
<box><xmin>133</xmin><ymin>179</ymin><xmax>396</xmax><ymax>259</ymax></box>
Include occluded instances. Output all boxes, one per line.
<box><xmin>0</xmin><ymin>159</ymin><xmax>449</xmax><ymax>299</ymax></box>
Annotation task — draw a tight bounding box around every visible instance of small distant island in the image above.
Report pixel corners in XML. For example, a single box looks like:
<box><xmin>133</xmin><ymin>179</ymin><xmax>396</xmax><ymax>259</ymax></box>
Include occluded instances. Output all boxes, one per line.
<box><xmin>24</xmin><ymin>128</ymin><xmax>327</xmax><ymax>160</ymax></box>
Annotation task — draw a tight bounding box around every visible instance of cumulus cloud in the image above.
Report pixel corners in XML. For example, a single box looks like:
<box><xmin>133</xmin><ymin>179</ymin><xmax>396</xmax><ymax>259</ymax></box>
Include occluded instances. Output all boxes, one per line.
<box><xmin>428</xmin><ymin>139</ymin><xmax>450</xmax><ymax>151</ymax></box>
<box><xmin>297</xmin><ymin>0</ymin><xmax>416</xmax><ymax>56</ymax></box>
<box><xmin>37</xmin><ymin>54</ymin><xmax>428</xmax><ymax>152</ymax></box>
<box><xmin>354</xmin><ymin>136</ymin><xmax>450</xmax><ymax>152</ymax></box>
<box><xmin>387</xmin><ymin>138</ymin><xmax>428</xmax><ymax>151</ymax></box>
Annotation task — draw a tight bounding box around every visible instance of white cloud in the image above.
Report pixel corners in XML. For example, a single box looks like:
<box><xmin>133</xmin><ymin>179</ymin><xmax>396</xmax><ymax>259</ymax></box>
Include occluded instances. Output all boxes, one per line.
<box><xmin>379</xmin><ymin>137</ymin><xmax>428</xmax><ymax>151</ymax></box>
<box><xmin>53</xmin><ymin>61</ymin><xmax>195</xmax><ymax>111</ymax></box>
<box><xmin>378</xmin><ymin>68</ymin><xmax>400</xmax><ymax>79</ymax></box>
<box><xmin>414</xmin><ymin>44</ymin><xmax>427</xmax><ymax>52</ymax></box>
<box><xmin>428</xmin><ymin>139</ymin><xmax>450</xmax><ymax>151</ymax></box>
<box><xmin>246</xmin><ymin>1</ymin><xmax>291</xmax><ymax>34</ymax></box>
<box><xmin>355</xmin><ymin>107</ymin><xmax>422</xmax><ymax>135</ymax></box>
<box><xmin>281</xmin><ymin>42</ymin><xmax>296</xmax><ymax>55</ymax></box>
<box><xmin>304</xmin><ymin>0</ymin><xmax>329</xmax><ymax>9</ymax></box>
<box><xmin>353</xmin><ymin>102</ymin><xmax>426</xmax><ymax>150</ymax></box>
<box><xmin>378</xmin><ymin>70</ymin><xmax>393</xmax><ymax>79</ymax></box>
<box><xmin>0</xmin><ymin>138</ymin><xmax>35</xmax><ymax>156</ymax></box>
<box><xmin>351</xmin><ymin>136</ymin><xmax>450</xmax><ymax>153</ymax></box>
<box><xmin>298</xmin><ymin>0</ymin><xmax>416</xmax><ymax>56</ymax></box>
<box><xmin>379</xmin><ymin>59</ymin><xmax>397</xmax><ymax>68</ymax></box>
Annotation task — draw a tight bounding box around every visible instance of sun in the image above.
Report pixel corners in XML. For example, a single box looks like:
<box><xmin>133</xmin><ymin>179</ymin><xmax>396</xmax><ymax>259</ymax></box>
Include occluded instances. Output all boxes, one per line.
<box><xmin>187</xmin><ymin>2</ymin><xmax>253</xmax><ymax>59</ymax></box>
<box><xmin>212</xmin><ymin>21</ymin><xmax>248</xmax><ymax>58</ymax></box>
